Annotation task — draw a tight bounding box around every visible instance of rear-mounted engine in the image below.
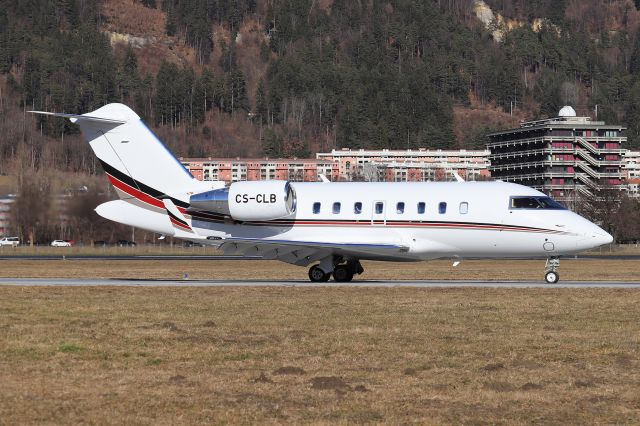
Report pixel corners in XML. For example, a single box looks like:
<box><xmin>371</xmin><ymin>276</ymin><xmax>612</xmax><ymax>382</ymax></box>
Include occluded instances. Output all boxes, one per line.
<box><xmin>189</xmin><ymin>180</ymin><xmax>296</xmax><ymax>221</ymax></box>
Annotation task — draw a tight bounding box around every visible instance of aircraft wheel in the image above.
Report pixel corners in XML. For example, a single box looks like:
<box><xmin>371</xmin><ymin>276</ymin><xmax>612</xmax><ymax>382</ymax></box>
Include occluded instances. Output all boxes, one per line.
<box><xmin>333</xmin><ymin>265</ymin><xmax>354</xmax><ymax>282</ymax></box>
<box><xmin>309</xmin><ymin>265</ymin><xmax>330</xmax><ymax>282</ymax></box>
<box><xmin>545</xmin><ymin>271</ymin><xmax>559</xmax><ymax>284</ymax></box>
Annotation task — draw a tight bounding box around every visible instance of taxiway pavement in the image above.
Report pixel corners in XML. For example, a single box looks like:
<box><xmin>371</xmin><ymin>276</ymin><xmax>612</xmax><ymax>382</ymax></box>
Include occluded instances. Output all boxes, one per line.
<box><xmin>1</xmin><ymin>278</ymin><xmax>639</xmax><ymax>288</ymax></box>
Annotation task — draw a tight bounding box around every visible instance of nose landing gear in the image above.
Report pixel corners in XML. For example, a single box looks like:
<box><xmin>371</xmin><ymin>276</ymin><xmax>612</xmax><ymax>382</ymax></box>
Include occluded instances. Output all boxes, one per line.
<box><xmin>544</xmin><ymin>257</ymin><xmax>560</xmax><ymax>283</ymax></box>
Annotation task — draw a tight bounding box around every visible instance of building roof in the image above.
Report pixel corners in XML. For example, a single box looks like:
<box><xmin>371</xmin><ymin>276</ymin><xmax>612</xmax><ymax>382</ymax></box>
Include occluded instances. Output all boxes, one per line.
<box><xmin>487</xmin><ymin>106</ymin><xmax>626</xmax><ymax>138</ymax></box>
<box><xmin>317</xmin><ymin>148</ymin><xmax>490</xmax><ymax>156</ymax></box>
<box><xmin>180</xmin><ymin>157</ymin><xmax>333</xmax><ymax>164</ymax></box>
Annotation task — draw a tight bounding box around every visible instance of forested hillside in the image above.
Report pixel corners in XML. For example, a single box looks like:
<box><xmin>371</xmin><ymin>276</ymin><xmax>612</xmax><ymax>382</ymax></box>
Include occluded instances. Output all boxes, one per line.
<box><xmin>3</xmin><ymin>0</ymin><xmax>640</xmax><ymax>179</ymax></box>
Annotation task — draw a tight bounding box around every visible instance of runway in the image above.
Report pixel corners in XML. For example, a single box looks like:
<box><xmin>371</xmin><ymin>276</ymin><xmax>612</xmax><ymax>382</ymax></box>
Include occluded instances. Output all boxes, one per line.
<box><xmin>1</xmin><ymin>278</ymin><xmax>640</xmax><ymax>288</ymax></box>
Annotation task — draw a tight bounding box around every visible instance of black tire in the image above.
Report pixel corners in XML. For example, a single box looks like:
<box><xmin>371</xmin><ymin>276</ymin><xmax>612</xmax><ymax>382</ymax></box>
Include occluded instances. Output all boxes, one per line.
<box><xmin>545</xmin><ymin>271</ymin><xmax>559</xmax><ymax>284</ymax></box>
<box><xmin>309</xmin><ymin>265</ymin><xmax>329</xmax><ymax>282</ymax></box>
<box><xmin>333</xmin><ymin>265</ymin><xmax>354</xmax><ymax>282</ymax></box>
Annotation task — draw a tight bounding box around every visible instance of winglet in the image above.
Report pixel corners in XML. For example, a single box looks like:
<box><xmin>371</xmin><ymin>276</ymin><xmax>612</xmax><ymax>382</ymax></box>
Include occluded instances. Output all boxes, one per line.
<box><xmin>162</xmin><ymin>199</ymin><xmax>196</xmax><ymax>234</ymax></box>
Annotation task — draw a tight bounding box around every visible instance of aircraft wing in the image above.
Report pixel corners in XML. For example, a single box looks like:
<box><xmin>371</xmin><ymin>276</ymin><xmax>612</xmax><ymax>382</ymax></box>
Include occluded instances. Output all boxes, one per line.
<box><xmin>218</xmin><ymin>237</ymin><xmax>410</xmax><ymax>266</ymax></box>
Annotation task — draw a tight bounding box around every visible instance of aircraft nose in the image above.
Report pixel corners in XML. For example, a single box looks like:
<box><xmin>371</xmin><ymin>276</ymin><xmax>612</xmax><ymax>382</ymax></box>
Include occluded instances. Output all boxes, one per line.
<box><xmin>583</xmin><ymin>226</ymin><xmax>613</xmax><ymax>248</ymax></box>
<box><xmin>594</xmin><ymin>230</ymin><xmax>614</xmax><ymax>245</ymax></box>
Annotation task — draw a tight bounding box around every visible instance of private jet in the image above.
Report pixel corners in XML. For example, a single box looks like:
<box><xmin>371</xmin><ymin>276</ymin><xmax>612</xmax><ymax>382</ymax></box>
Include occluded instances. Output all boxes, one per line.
<box><xmin>31</xmin><ymin>104</ymin><xmax>613</xmax><ymax>283</ymax></box>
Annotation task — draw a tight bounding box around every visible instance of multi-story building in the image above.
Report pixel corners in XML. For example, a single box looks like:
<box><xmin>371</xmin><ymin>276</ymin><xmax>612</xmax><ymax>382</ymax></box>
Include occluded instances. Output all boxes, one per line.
<box><xmin>181</xmin><ymin>149</ymin><xmax>491</xmax><ymax>183</ymax></box>
<box><xmin>315</xmin><ymin>148</ymin><xmax>491</xmax><ymax>182</ymax></box>
<box><xmin>623</xmin><ymin>151</ymin><xmax>640</xmax><ymax>198</ymax></box>
<box><xmin>487</xmin><ymin>106</ymin><xmax>626</xmax><ymax>202</ymax></box>
<box><xmin>180</xmin><ymin>157</ymin><xmax>339</xmax><ymax>183</ymax></box>
<box><xmin>0</xmin><ymin>194</ymin><xmax>15</xmax><ymax>236</ymax></box>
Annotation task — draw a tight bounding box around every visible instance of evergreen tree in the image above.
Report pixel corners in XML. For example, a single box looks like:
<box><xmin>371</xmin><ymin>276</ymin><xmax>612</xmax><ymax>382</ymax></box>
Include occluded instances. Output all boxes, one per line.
<box><xmin>630</xmin><ymin>28</ymin><xmax>640</xmax><ymax>75</ymax></box>
<box><xmin>255</xmin><ymin>79</ymin><xmax>268</xmax><ymax>123</ymax></box>
<box><xmin>625</xmin><ymin>81</ymin><xmax>640</xmax><ymax>149</ymax></box>
<box><xmin>262</xmin><ymin>128</ymin><xmax>282</xmax><ymax>157</ymax></box>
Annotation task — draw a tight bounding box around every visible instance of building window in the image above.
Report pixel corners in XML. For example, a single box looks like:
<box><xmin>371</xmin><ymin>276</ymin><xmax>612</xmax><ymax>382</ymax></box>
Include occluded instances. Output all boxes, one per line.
<box><xmin>333</xmin><ymin>202</ymin><xmax>341</xmax><ymax>214</ymax></box>
<box><xmin>313</xmin><ymin>202</ymin><xmax>321</xmax><ymax>214</ymax></box>
<box><xmin>417</xmin><ymin>202</ymin><xmax>426</xmax><ymax>214</ymax></box>
<box><xmin>375</xmin><ymin>202</ymin><xmax>384</xmax><ymax>214</ymax></box>
<box><xmin>396</xmin><ymin>202</ymin><xmax>405</xmax><ymax>214</ymax></box>
<box><xmin>354</xmin><ymin>202</ymin><xmax>362</xmax><ymax>214</ymax></box>
<box><xmin>439</xmin><ymin>202</ymin><xmax>447</xmax><ymax>214</ymax></box>
<box><xmin>459</xmin><ymin>202</ymin><xmax>468</xmax><ymax>214</ymax></box>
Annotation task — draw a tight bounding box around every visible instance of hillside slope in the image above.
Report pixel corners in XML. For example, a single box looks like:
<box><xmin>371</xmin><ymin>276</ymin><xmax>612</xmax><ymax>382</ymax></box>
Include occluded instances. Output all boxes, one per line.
<box><xmin>2</xmin><ymin>0</ymin><xmax>640</xmax><ymax>180</ymax></box>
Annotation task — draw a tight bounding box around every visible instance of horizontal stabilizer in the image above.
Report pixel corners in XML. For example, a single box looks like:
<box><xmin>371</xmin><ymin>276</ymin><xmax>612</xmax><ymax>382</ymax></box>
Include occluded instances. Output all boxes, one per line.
<box><xmin>95</xmin><ymin>200</ymin><xmax>175</xmax><ymax>235</ymax></box>
<box><xmin>29</xmin><ymin>110</ymin><xmax>127</xmax><ymax>125</ymax></box>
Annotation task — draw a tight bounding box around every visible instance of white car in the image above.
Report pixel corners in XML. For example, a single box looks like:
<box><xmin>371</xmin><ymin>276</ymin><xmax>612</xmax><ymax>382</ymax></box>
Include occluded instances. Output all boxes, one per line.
<box><xmin>51</xmin><ymin>240</ymin><xmax>72</xmax><ymax>247</ymax></box>
<box><xmin>0</xmin><ymin>237</ymin><xmax>20</xmax><ymax>247</ymax></box>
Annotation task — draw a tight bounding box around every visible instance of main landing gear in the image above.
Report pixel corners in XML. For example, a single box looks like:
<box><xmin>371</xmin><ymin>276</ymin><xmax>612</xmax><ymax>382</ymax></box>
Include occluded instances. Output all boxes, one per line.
<box><xmin>308</xmin><ymin>257</ymin><xmax>364</xmax><ymax>282</ymax></box>
<box><xmin>308</xmin><ymin>265</ymin><xmax>330</xmax><ymax>282</ymax></box>
<box><xmin>544</xmin><ymin>257</ymin><xmax>560</xmax><ymax>283</ymax></box>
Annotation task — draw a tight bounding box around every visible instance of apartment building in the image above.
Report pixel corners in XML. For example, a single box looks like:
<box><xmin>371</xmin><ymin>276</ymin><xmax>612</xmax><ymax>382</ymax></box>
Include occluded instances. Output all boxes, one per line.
<box><xmin>487</xmin><ymin>106</ymin><xmax>626</xmax><ymax>202</ymax></box>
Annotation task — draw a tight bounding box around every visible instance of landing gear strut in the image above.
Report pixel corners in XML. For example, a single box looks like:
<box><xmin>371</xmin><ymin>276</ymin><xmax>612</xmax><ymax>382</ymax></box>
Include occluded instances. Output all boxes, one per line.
<box><xmin>544</xmin><ymin>257</ymin><xmax>560</xmax><ymax>283</ymax></box>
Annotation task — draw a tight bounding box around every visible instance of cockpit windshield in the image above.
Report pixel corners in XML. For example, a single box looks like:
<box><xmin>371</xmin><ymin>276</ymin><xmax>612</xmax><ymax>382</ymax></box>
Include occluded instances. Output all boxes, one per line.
<box><xmin>510</xmin><ymin>196</ymin><xmax>567</xmax><ymax>210</ymax></box>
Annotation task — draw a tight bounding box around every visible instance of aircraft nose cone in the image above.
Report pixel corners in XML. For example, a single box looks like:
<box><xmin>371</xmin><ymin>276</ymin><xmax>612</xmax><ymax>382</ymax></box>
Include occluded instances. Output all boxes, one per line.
<box><xmin>577</xmin><ymin>223</ymin><xmax>613</xmax><ymax>250</ymax></box>
<box><xmin>595</xmin><ymin>231</ymin><xmax>614</xmax><ymax>245</ymax></box>
<box><xmin>585</xmin><ymin>230</ymin><xmax>613</xmax><ymax>248</ymax></box>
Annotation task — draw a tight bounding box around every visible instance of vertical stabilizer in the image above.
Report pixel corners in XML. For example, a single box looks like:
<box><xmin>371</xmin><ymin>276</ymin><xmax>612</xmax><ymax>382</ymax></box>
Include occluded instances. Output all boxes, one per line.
<box><xmin>30</xmin><ymin>103</ymin><xmax>210</xmax><ymax>207</ymax></box>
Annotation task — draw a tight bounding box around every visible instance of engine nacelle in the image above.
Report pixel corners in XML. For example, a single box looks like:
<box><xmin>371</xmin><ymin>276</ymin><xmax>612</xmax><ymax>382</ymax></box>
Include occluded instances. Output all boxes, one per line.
<box><xmin>189</xmin><ymin>180</ymin><xmax>296</xmax><ymax>221</ymax></box>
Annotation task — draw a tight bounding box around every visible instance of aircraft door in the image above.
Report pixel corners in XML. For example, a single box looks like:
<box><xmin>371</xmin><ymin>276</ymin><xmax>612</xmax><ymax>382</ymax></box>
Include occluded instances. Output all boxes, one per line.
<box><xmin>371</xmin><ymin>201</ymin><xmax>386</xmax><ymax>226</ymax></box>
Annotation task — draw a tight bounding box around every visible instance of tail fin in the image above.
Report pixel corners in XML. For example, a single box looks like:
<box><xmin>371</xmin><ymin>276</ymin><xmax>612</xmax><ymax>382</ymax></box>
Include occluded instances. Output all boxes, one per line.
<box><xmin>31</xmin><ymin>103</ymin><xmax>198</xmax><ymax>202</ymax></box>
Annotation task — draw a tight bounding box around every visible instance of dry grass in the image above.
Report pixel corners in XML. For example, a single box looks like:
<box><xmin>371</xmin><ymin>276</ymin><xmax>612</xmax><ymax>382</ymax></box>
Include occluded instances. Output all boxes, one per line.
<box><xmin>1</xmin><ymin>287</ymin><xmax>639</xmax><ymax>424</ymax></box>
<box><xmin>0</xmin><ymin>258</ymin><xmax>638</xmax><ymax>281</ymax></box>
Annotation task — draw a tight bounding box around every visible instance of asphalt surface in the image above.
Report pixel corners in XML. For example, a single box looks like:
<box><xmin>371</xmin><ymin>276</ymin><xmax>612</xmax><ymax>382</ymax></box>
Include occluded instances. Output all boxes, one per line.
<box><xmin>1</xmin><ymin>278</ymin><xmax>639</xmax><ymax>288</ymax></box>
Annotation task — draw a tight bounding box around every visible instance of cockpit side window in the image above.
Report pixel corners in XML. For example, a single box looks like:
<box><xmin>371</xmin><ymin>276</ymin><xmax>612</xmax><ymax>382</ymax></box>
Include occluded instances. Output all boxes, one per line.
<box><xmin>510</xmin><ymin>196</ymin><xmax>567</xmax><ymax>210</ymax></box>
<box><xmin>537</xmin><ymin>197</ymin><xmax>567</xmax><ymax>209</ymax></box>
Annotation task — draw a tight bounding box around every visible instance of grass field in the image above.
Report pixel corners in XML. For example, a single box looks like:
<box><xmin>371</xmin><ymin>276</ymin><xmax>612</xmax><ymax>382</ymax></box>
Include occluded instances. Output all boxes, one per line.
<box><xmin>0</xmin><ymin>258</ymin><xmax>638</xmax><ymax>281</ymax></box>
<box><xmin>1</xmin><ymin>287</ymin><xmax>639</xmax><ymax>424</ymax></box>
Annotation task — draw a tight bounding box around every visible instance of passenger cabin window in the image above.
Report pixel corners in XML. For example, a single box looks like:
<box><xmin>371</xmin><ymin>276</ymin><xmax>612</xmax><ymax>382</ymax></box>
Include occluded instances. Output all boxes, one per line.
<box><xmin>459</xmin><ymin>202</ymin><xmax>469</xmax><ymax>214</ymax></box>
<box><xmin>510</xmin><ymin>196</ymin><xmax>566</xmax><ymax>210</ymax></box>
<box><xmin>396</xmin><ymin>202</ymin><xmax>405</xmax><ymax>214</ymax></box>
<box><xmin>375</xmin><ymin>202</ymin><xmax>384</xmax><ymax>214</ymax></box>
<box><xmin>439</xmin><ymin>202</ymin><xmax>447</xmax><ymax>214</ymax></box>
<box><xmin>417</xmin><ymin>202</ymin><xmax>426</xmax><ymax>214</ymax></box>
<box><xmin>333</xmin><ymin>202</ymin><xmax>341</xmax><ymax>214</ymax></box>
<box><xmin>354</xmin><ymin>202</ymin><xmax>362</xmax><ymax>214</ymax></box>
<box><xmin>313</xmin><ymin>202</ymin><xmax>321</xmax><ymax>214</ymax></box>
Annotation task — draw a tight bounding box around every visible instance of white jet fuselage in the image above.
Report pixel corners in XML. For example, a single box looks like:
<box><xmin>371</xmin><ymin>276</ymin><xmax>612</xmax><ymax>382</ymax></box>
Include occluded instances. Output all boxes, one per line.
<box><xmin>188</xmin><ymin>181</ymin><xmax>611</xmax><ymax>261</ymax></box>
